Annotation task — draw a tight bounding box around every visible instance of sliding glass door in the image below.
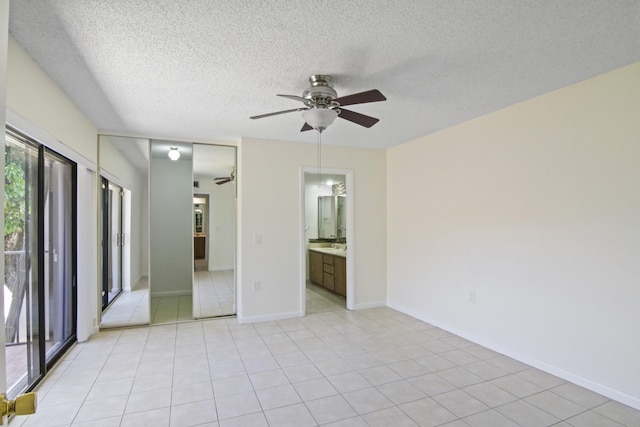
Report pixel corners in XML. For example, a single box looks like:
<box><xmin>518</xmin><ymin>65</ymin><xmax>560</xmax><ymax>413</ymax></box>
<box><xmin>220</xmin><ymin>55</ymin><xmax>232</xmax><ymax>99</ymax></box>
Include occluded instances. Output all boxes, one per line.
<box><xmin>4</xmin><ymin>128</ymin><xmax>76</xmax><ymax>398</ymax></box>
<box><xmin>43</xmin><ymin>148</ymin><xmax>76</xmax><ymax>362</ymax></box>
<box><xmin>101</xmin><ymin>178</ymin><xmax>123</xmax><ymax>310</ymax></box>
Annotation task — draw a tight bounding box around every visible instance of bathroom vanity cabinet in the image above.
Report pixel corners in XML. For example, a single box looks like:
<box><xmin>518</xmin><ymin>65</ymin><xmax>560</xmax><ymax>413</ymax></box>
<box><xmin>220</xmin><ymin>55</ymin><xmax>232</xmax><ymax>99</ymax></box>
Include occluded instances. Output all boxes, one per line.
<box><xmin>194</xmin><ymin>234</ymin><xmax>206</xmax><ymax>259</ymax></box>
<box><xmin>309</xmin><ymin>249</ymin><xmax>346</xmax><ymax>297</ymax></box>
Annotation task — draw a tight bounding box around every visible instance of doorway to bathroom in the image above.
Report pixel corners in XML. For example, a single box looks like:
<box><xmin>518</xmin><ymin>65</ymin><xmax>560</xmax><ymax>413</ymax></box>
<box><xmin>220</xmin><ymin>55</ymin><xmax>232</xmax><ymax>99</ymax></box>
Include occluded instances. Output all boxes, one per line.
<box><xmin>301</xmin><ymin>168</ymin><xmax>355</xmax><ymax>314</ymax></box>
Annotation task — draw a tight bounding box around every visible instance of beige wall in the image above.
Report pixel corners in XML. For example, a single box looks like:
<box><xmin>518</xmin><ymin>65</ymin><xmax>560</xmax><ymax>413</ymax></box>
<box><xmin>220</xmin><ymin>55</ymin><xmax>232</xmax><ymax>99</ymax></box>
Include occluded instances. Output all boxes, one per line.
<box><xmin>238</xmin><ymin>138</ymin><xmax>387</xmax><ymax>321</ymax></box>
<box><xmin>6</xmin><ymin>38</ymin><xmax>97</xmax><ymax>163</ymax></box>
<box><xmin>387</xmin><ymin>62</ymin><xmax>640</xmax><ymax>407</ymax></box>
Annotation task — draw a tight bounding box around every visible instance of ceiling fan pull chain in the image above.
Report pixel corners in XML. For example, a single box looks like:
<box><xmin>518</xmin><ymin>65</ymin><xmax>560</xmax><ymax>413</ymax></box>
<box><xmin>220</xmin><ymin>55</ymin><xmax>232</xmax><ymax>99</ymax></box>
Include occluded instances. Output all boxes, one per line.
<box><xmin>317</xmin><ymin>130</ymin><xmax>322</xmax><ymax>186</ymax></box>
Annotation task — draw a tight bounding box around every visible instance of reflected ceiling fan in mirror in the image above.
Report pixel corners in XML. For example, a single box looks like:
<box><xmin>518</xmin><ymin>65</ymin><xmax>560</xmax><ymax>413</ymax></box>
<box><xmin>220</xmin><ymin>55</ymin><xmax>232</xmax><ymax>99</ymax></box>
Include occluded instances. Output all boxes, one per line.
<box><xmin>214</xmin><ymin>169</ymin><xmax>235</xmax><ymax>185</ymax></box>
<box><xmin>250</xmin><ymin>75</ymin><xmax>386</xmax><ymax>132</ymax></box>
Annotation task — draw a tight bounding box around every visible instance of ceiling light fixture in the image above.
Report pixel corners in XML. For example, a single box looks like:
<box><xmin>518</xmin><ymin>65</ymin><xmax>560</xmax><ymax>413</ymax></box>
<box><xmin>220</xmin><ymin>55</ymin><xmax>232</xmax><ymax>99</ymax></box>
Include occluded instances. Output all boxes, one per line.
<box><xmin>302</xmin><ymin>108</ymin><xmax>338</xmax><ymax>132</ymax></box>
<box><xmin>168</xmin><ymin>147</ymin><xmax>180</xmax><ymax>161</ymax></box>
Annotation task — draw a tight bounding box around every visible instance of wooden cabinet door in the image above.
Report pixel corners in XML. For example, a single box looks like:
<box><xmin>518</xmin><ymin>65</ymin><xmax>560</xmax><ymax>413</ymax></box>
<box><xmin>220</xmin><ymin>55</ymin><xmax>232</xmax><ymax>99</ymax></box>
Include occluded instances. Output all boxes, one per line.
<box><xmin>334</xmin><ymin>256</ymin><xmax>347</xmax><ymax>297</ymax></box>
<box><xmin>194</xmin><ymin>236</ymin><xmax>206</xmax><ymax>259</ymax></box>
<box><xmin>309</xmin><ymin>250</ymin><xmax>323</xmax><ymax>285</ymax></box>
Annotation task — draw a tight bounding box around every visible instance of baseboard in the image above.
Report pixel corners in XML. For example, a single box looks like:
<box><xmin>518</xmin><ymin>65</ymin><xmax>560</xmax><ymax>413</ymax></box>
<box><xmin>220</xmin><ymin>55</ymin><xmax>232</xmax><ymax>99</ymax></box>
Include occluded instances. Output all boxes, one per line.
<box><xmin>151</xmin><ymin>290</ymin><xmax>192</xmax><ymax>298</ymax></box>
<box><xmin>238</xmin><ymin>310</ymin><xmax>303</xmax><ymax>324</ymax></box>
<box><xmin>354</xmin><ymin>300</ymin><xmax>387</xmax><ymax>310</ymax></box>
<box><xmin>387</xmin><ymin>301</ymin><xmax>640</xmax><ymax>411</ymax></box>
<box><xmin>209</xmin><ymin>266</ymin><xmax>234</xmax><ymax>272</ymax></box>
<box><xmin>134</xmin><ymin>274</ymin><xmax>148</xmax><ymax>285</ymax></box>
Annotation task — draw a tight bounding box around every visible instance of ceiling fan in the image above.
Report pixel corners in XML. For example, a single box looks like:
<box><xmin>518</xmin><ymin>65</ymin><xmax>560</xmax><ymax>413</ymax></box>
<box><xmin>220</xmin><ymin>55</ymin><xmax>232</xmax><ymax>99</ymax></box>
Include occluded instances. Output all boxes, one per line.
<box><xmin>214</xmin><ymin>169</ymin><xmax>235</xmax><ymax>185</ymax></box>
<box><xmin>250</xmin><ymin>75</ymin><xmax>386</xmax><ymax>132</ymax></box>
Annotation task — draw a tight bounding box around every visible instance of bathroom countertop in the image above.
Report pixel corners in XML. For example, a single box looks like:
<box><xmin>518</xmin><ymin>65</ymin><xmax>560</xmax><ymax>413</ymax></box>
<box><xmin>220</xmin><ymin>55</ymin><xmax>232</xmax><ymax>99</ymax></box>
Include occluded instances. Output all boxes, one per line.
<box><xmin>309</xmin><ymin>247</ymin><xmax>346</xmax><ymax>258</ymax></box>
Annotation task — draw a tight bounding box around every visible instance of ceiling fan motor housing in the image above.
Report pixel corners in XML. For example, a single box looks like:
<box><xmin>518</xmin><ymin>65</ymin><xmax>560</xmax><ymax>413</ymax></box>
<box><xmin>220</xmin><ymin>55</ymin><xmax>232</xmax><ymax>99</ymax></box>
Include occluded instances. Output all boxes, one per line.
<box><xmin>303</xmin><ymin>75</ymin><xmax>337</xmax><ymax>106</ymax></box>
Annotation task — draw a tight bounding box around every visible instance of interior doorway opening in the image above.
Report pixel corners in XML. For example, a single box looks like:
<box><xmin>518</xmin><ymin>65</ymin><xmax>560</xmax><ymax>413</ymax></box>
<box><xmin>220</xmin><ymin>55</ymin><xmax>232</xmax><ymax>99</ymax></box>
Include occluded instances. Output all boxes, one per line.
<box><xmin>301</xmin><ymin>169</ymin><xmax>355</xmax><ymax>315</ymax></box>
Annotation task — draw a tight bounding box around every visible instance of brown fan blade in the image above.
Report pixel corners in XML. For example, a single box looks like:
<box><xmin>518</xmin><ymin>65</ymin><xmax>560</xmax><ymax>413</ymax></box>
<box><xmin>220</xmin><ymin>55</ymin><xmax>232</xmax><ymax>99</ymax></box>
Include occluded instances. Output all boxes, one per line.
<box><xmin>300</xmin><ymin>122</ymin><xmax>313</xmax><ymax>132</ymax></box>
<box><xmin>277</xmin><ymin>94</ymin><xmax>308</xmax><ymax>104</ymax></box>
<box><xmin>250</xmin><ymin>107</ymin><xmax>308</xmax><ymax>120</ymax></box>
<box><xmin>216</xmin><ymin>179</ymin><xmax>231</xmax><ymax>185</ymax></box>
<box><xmin>214</xmin><ymin>177</ymin><xmax>229</xmax><ymax>180</ymax></box>
<box><xmin>338</xmin><ymin>108</ymin><xmax>379</xmax><ymax>128</ymax></box>
<box><xmin>333</xmin><ymin>89</ymin><xmax>386</xmax><ymax>107</ymax></box>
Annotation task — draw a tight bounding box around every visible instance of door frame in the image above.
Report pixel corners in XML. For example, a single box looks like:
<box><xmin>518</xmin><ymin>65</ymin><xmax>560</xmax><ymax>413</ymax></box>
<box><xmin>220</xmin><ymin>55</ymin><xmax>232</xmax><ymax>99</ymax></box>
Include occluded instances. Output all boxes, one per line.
<box><xmin>299</xmin><ymin>167</ymin><xmax>355</xmax><ymax>314</ymax></box>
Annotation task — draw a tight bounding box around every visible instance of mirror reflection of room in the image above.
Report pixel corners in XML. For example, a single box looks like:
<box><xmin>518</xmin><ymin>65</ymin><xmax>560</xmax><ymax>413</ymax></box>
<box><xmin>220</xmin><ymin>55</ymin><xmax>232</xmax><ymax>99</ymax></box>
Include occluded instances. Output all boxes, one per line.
<box><xmin>149</xmin><ymin>140</ymin><xmax>194</xmax><ymax>324</ymax></box>
<box><xmin>192</xmin><ymin>144</ymin><xmax>236</xmax><ymax>319</ymax></box>
<box><xmin>193</xmin><ymin>195</ymin><xmax>208</xmax><ymax>270</ymax></box>
<box><xmin>98</xmin><ymin>135</ymin><xmax>150</xmax><ymax>328</ymax></box>
<box><xmin>305</xmin><ymin>173</ymin><xmax>347</xmax><ymax>314</ymax></box>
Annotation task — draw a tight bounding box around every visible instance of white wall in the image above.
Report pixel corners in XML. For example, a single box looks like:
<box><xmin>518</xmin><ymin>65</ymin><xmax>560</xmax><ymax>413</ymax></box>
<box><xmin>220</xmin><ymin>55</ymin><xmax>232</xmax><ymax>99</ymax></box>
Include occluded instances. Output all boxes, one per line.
<box><xmin>150</xmin><ymin>142</ymin><xmax>193</xmax><ymax>296</ymax></box>
<box><xmin>196</xmin><ymin>178</ymin><xmax>235</xmax><ymax>271</ymax></box>
<box><xmin>76</xmin><ymin>167</ymin><xmax>98</xmax><ymax>340</ymax></box>
<box><xmin>238</xmin><ymin>138</ymin><xmax>386</xmax><ymax>322</ymax></box>
<box><xmin>387</xmin><ymin>62</ymin><xmax>640</xmax><ymax>408</ymax></box>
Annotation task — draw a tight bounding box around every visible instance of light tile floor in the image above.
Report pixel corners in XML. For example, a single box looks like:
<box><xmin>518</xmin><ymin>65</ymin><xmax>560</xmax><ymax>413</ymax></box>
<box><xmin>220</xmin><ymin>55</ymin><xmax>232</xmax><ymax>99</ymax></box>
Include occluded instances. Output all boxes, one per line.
<box><xmin>13</xmin><ymin>308</ymin><xmax>640</xmax><ymax>427</ymax></box>
<box><xmin>151</xmin><ymin>295</ymin><xmax>194</xmax><ymax>324</ymax></box>
<box><xmin>101</xmin><ymin>278</ymin><xmax>150</xmax><ymax>328</ymax></box>
<box><xmin>306</xmin><ymin>281</ymin><xmax>345</xmax><ymax>315</ymax></box>
<box><xmin>193</xmin><ymin>270</ymin><xmax>235</xmax><ymax>318</ymax></box>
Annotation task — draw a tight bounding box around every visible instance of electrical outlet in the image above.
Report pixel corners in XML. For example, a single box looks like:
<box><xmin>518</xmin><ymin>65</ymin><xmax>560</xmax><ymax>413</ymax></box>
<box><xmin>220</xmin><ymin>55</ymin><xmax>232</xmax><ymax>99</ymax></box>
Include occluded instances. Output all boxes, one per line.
<box><xmin>254</xmin><ymin>234</ymin><xmax>262</xmax><ymax>245</ymax></box>
<box><xmin>469</xmin><ymin>291</ymin><xmax>476</xmax><ymax>304</ymax></box>
<box><xmin>253</xmin><ymin>281</ymin><xmax>261</xmax><ymax>291</ymax></box>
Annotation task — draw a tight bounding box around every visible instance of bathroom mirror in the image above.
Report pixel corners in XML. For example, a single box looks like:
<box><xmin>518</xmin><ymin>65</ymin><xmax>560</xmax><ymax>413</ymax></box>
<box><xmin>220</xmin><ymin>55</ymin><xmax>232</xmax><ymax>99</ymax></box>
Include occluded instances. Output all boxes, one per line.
<box><xmin>194</xmin><ymin>203</ymin><xmax>205</xmax><ymax>234</ymax></box>
<box><xmin>318</xmin><ymin>195</ymin><xmax>346</xmax><ymax>239</ymax></box>
<box><xmin>98</xmin><ymin>135</ymin><xmax>150</xmax><ymax>327</ymax></box>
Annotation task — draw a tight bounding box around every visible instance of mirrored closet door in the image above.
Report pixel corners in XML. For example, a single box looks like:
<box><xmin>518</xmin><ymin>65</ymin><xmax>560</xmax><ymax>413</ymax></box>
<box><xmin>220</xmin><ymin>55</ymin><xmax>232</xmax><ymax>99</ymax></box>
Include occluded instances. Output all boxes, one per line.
<box><xmin>98</xmin><ymin>135</ymin><xmax>150</xmax><ymax>327</ymax></box>
<box><xmin>192</xmin><ymin>144</ymin><xmax>237</xmax><ymax>319</ymax></box>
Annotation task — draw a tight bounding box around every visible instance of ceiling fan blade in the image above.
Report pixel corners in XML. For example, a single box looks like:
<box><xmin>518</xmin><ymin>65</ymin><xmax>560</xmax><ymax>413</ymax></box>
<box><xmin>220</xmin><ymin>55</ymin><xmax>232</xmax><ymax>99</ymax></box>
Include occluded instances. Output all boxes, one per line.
<box><xmin>214</xmin><ymin>177</ymin><xmax>229</xmax><ymax>180</ymax></box>
<box><xmin>216</xmin><ymin>179</ymin><xmax>231</xmax><ymax>185</ymax></box>
<box><xmin>300</xmin><ymin>122</ymin><xmax>313</xmax><ymax>132</ymax></box>
<box><xmin>250</xmin><ymin>107</ymin><xmax>308</xmax><ymax>120</ymax></box>
<box><xmin>277</xmin><ymin>94</ymin><xmax>308</xmax><ymax>103</ymax></box>
<box><xmin>333</xmin><ymin>89</ymin><xmax>386</xmax><ymax>107</ymax></box>
<box><xmin>338</xmin><ymin>108</ymin><xmax>380</xmax><ymax>128</ymax></box>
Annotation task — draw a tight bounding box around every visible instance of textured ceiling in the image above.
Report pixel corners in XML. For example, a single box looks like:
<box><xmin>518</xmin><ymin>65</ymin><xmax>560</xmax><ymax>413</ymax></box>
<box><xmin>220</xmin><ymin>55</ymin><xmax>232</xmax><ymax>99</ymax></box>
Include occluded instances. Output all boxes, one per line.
<box><xmin>8</xmin><ymin>1</ymin><xmax>640</xmax><ymax>149</ymax></box>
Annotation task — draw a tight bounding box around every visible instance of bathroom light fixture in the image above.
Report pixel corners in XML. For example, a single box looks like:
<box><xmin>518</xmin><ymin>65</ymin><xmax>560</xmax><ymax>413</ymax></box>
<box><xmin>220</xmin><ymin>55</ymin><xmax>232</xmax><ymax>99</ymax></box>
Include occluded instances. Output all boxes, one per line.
<box><xmin>168</xmin><ymin>147</ymin><xmax>180</xmax><ymax>160</ymax></box>
<box><xmin>302</xmin><ymin>108</ymin><xmax>338</xmax><ymax>132</ymax></box>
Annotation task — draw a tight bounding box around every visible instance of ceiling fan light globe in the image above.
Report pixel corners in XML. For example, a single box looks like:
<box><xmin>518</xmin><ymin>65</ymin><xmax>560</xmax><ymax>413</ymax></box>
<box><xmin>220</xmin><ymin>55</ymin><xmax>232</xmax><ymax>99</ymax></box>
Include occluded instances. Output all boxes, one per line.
<box><xmin>302</xmin><ymin>108</ymin><xmax>338</xmax><ymax>131</ymax></box>
<box><xmin>168</xmin><ymin>147</ymin><xmax>180</xmax><ymax>160</ymax></box>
